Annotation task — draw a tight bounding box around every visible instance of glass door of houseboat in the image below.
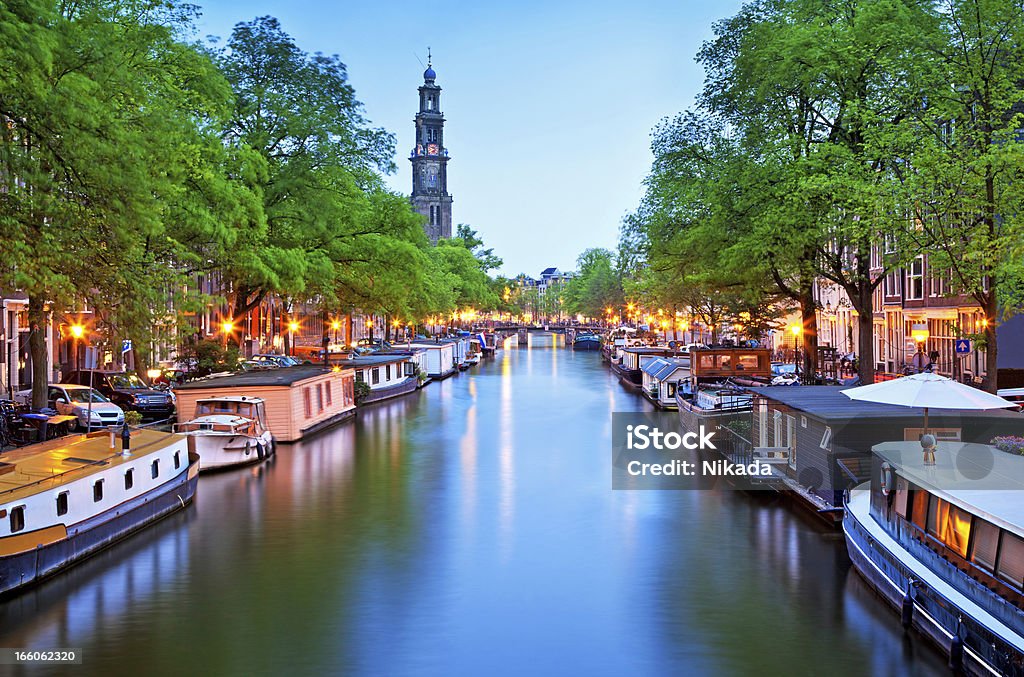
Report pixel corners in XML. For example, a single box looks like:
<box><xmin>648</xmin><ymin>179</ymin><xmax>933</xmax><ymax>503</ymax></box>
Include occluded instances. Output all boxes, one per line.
<box><xmin>786</xmin><ymin>415</ymin><xmax>797</xmax><ymax>471</ymax></box>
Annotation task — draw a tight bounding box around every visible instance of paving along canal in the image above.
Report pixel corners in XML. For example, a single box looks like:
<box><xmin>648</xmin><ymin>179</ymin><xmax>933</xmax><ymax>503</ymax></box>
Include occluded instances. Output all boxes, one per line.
<box><xmin>0</xmin><ymin>341</ymin><xmax>947</xmax><ymax>676</ymax></box>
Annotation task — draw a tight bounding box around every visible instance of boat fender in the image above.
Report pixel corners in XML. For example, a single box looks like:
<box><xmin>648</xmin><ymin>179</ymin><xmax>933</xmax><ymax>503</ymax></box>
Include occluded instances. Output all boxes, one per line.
<box><xmin>880</xmin><ymin>462</ymin><xmax>895</xmax><ymax>497</ymax></box>
<box><xmin>256</xmin><ymin>442</ymin><xmax>265</xmax><ymax>460</ymax></box>
<box><xmin>948</xmin><ymin>618</ymin><xmax>965</xmax><ymax>671</ymax></box>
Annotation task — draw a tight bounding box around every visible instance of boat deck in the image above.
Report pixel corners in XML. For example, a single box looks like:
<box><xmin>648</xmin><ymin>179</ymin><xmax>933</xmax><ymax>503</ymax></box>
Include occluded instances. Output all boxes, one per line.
<box><xmin>0</xmin><ymin>429</ymin><xmax>177</xmax><ymax>503</ymax></box>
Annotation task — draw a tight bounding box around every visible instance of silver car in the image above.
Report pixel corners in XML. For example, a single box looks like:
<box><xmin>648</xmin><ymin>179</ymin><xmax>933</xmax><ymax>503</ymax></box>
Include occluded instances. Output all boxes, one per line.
<box><xmin>17</xmin><ymin>384</ymin><xmax>125</xmax><ymax>431</ymax></box>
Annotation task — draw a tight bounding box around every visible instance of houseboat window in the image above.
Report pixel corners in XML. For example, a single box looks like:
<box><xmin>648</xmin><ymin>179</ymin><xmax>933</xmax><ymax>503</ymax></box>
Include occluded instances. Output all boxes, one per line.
<box><xmin>93</xmin><ymin>479</ymin><xmax>104</xmax><ymax>503</ymax></box>
<box><xmin>325</xmin><ymin>381</ymin><xmax>332</xmax><ymax>406</ymax></box>
<box><xmin>757</xmin><ymin>402</ymin><xmax>768</xmax><ymax>448</ymax></box>
<box><xmin>10</xmin><ymin>506</ymin><xmax>24</xmax><ymax>533</ymax></box>
<box><xmin>736</xmin><ymin>354</ymin><xmax>759</xmax><ymax>370</ymax></box>
<box><xmin>820</xmin><ymin>426</ymin><xmax>832</xmax><ymax>450</ymax></box>
<box><xmin>151</xmin><ymin>459</ymin><xmax>160</xmax><ymax>479</ymax></box>
<box><xmin>355</xmin><ymin>370</ymin><xmax>364</xmax><ymax>383</ymax></box>
<box><xmin>303</xmin><ymin>388</ymin><xmax>312</xmax><ymax>418</ymax></box>
<box><xmin>910</xmin><ymin>488</ymin><xmax>929</xmax><ymax>529</ymax></box>
<box><xmin>773</xmin><ymin>411</ymin><xmax>783</xmax><ymax>448</ymax></box>
<box><xmin>893</xmin><ymin>478</ymin><xmax>909</xmax><ymax>518</ymax></box>
<box><xmin>57</xmin><ymin>491</ymin><xmax>69</xmax><ymax>516</ymax></box>
<box><xmin>174</xmin><ymin>451</ymin><xmax>181</xmax><ymax>470</ymax></box>
<box><xmin>699</xmin><ymin>355</ymin><xmax>715</xmax><ymax>370</ymax></box>
<box><xmin>125</xmin><ymin>468</ymin><xmax>134</xmax><ymax>490</ymax></box>
<box><xmin>927</xmin><ymin>497</ymin><xmax>971</xmax><ymax>558</ymax></box>
<box><xmin>405</xmin><ymin>363</ymin><xmax>416</xmax><ymax>377</ymax></box>
<box><xmin>316</xmin><ymin>384</ymin><xmax>324</xmax><ymax>413</ymax></box>
<box><xmin>386</xmin><ymin>364</ymin><xmax>392</xmax><ymax>380</ymax></box>
<box><xmin>372</xmin><ymin>368</ymin><xmax>380</xmax><ymax>385</ymax></box>
<box><xmin>997</xmin><ymin>532</ymin><xmax>1024</xmax><ymax>587</ymax></box>
<box><xmin>971</xmin><ymin>519</ymin><xmax>1000</xmax><ymax>572</ymax></box>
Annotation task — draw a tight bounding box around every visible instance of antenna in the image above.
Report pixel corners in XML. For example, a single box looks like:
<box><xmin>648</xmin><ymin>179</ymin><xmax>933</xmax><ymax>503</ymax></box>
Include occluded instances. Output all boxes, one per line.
<box><xmin>413</xmin><ymin>51</ymin><xmax>424</xmax><ymax>69</ymax></box>
<box><xmin>427</xmin><ymin>46</ymin><xmax>432</xmax><ymax>66</ymax></box>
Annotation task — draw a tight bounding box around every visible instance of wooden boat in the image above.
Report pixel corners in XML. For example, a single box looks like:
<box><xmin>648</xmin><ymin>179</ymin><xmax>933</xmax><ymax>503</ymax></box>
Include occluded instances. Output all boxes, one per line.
<box><xmin>845</xmin><ymin>443</ymin><xmax>1024</xmax><ymax>674</ymax></box>
<box><xmin>175</xmin><ymin>397</ymin><xmax>274</xmax><ymax>472</ymax></box>
<box><xmin>0</xmin><ymin>428</ymin><xmax>198</xmax><ymax>596</ymax></box>
<box><xmin>174</xmin><ymin>366</ymin><xmax>356</xmax><ymax>443</ymax></box>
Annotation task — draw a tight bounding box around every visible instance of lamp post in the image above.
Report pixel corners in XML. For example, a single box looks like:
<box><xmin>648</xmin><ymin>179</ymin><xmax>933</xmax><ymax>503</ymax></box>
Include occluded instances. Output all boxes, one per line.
<box><xmin>366</xmin><ymin>318</ymin><xmax>373</xmax><ymax>344</ymax></box>
<box><xmin>221</xmin><ymin>320</ymin><xmax>233</xmax><ymax>349</ymax></box>
<box><xmin>790</xmin><ymin>324</ymin><xmax>802</xmax><ymax>372</ymax></box>
<box><xmin>288</xmin><ymin>322</ymin><xmax>299</xmax><ymax>357</ymax></box>
<box><xmin>69</xmin><ymin>324</ymin><xmax>85</xmax><ymax>374</ymax></box>
<box><xmin>331</xmin><ymin>320</ymin><xmax>341</xmax><ymax>345</ymax></box>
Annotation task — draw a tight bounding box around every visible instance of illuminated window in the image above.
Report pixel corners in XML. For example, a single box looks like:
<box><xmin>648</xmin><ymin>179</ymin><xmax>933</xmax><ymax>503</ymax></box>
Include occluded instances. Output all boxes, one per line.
<box><xmin>927</xmin><ymin>497</ymin><xmax>971</xmax><ymax>558</ymax></box>
<box><xmin>57</xmin><ymin>492</ymin><xmax>69</xmax><ymax>516</ymax></box>
<box><xmin>910</xmin><ymin>489</ymin><xmax>929</xmax><ymax>529</ymax></box>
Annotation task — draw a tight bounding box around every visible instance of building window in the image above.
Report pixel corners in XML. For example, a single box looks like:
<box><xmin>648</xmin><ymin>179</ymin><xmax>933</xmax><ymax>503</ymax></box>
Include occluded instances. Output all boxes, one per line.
<box><xmin>57</xmin><ymin>492</ymin><xmax>69</xmax><ymax>516</ymax></box>
<box><xmin>10</xmin><ymin>506</ymin><xmax>24</xmax><ymax>533</ymax></box>
<box><xmin>174</xmin><ymin>451</ymin><xmax>181</xmax><ymax>470</ymax></box>
<box><xmin>93</xmin><ymin>479</ymin><xmax>104</xmax><ymax>503</ymax></box>
<box><xmin>125</xmin><ymin>468</ymin><xmax>134</xmax><ymax>490</ymax></box>
<box><xmin>151</xmin><ymin>459</ymin><xmax>160</xmax><ymax>479</ymax></box>
<box><xmin>906</xmin><ymin>256</ymin><xmax>924</xmax><ymax>300</ymax></box>
<box><xmin>371</xmin><ymin>368</ymin><xmax>380</xmax><ymax>385</ymax></box>
<box><xmin>304</xmin><ymin>387</ymin><xmax>312</xmax><ymax>418</ymax></box>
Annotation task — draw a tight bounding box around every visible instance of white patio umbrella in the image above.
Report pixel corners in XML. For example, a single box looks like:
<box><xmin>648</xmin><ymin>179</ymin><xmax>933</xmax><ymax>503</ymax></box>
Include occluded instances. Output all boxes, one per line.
<box><xmin>842</xmin><ymin>372</ymin><xmax>1017</xmax><ymax>436</ymax></box>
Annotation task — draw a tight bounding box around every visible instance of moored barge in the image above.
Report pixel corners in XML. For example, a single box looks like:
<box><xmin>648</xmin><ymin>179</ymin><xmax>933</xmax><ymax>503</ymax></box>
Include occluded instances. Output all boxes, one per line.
<box><xmin>0</xmin><ymin>429</ymin><xmax>198</xmax><ymax>596</ymax></box>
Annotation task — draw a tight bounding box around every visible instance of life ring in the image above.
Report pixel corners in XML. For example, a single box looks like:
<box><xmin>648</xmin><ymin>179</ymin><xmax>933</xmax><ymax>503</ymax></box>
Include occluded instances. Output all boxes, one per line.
<box><xmin>880</xmin><ymin>462</ymin><xmax>895</xmax><ymax>496</ymax></box>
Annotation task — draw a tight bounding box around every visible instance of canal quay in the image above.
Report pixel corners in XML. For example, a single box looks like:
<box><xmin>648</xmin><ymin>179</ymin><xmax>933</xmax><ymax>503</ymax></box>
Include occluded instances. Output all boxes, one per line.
<box><xmin>0</xmin><ymin>341</ymin><xmax>946</xmax><ymax>676</ymax></box>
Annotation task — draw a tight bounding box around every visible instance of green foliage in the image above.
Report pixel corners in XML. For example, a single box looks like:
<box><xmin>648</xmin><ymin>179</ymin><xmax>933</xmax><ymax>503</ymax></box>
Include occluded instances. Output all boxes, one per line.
<box><xmin>353</xmin><ymin>380</ymin><xmax>371</xmax><ymax>404</ymax></box>
<box><xmin>562</xmin><ymin>249</ymin><xmax>624</xmax><ymax>319</ymax></box>
<box><xmin>176</xmin><ymin>338</ymin><xmax>239</xmax><ymax>378</ymax></box>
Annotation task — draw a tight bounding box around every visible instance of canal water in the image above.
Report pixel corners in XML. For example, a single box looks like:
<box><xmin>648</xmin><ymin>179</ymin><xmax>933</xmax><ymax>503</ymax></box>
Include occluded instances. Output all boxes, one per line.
<box><xmin>0</xmin><ymin>342</ymin><xmax>946</xmax><ymax>676</ymax></box>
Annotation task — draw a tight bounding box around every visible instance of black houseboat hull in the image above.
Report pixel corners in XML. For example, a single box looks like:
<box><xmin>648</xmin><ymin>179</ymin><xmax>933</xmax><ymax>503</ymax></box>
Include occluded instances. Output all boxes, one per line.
<box><xmin>0</xmin><ymin>453</ymin><xmax>200</xmax><ymax>597</ymax></box>
<box><xmin>360</xmin><ymin>378</ymin><xmax>419</xmax><ymax>405</ymax></box>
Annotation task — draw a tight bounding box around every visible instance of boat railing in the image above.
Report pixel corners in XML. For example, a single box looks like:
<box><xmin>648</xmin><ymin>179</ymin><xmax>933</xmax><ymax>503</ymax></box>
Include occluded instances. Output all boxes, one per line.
<box><xmin>0</xmin><ymin>428</ymin><xmax>171</xmax><ymax>497</ymax></box>
<box><xmin>713</xmin><ymin>418</ymin><xmax>755</xmax><ymax>466</ymax></box>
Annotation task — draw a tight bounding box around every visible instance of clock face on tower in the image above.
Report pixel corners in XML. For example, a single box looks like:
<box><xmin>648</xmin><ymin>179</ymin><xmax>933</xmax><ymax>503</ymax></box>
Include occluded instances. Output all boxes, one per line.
<box><xmin>427</xmin><ymin>143</ymin><xmax>438</xmax><ymax>155</ymax></box>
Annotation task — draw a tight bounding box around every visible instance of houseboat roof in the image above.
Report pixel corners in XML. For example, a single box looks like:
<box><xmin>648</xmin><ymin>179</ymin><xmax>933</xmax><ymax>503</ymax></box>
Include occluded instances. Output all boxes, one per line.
<box><xmin>642</xmin><ymin>357</ymin><xmax>691</xmax><ymax>381</ymax></box>
<box><xmin>622</xmin><ymin>347</ymin><xmax>673</xmax><ymax>355</ymax></box>
<box><xmin>747</xmin><ymin>386</ymin><xmax>1022</xmax><ymax>422</ymax></box>
<box><xmin>875</xmin><ymin>441</ymin><xmax>1024</xmax><ymax>539</ymax></box>
<box><xmin>346</xmin><ymin>354</ymin><xmax>413</xmax><ymax>367</ymax></box>
<box><xmin>177</xmin><ymin>365</ymin><xmax>351</xmax><ymax>390</ymax></box>
<box><xmin>0</xmin><ymin>429</ymin><xmax>180</xmax><ymax>503</ymax></box>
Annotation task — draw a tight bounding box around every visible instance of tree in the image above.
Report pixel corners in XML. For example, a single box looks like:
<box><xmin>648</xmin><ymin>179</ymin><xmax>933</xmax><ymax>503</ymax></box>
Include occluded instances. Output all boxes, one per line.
<box><xmin>563</xmin><ymin>248</ymin><xmax>624</xmax><ymax>320</ymax></box>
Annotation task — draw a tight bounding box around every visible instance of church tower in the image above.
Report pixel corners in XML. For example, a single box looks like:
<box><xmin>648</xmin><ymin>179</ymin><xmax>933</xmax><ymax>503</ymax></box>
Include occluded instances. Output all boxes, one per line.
<box><xmin>410</xmin><ymin>53</ymin><xmax>452</xmax><ymax>243</ymax></box>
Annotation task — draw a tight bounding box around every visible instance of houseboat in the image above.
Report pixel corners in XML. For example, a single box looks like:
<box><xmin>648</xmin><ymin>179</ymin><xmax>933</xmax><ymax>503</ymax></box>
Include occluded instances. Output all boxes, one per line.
<box><xmin>676</xmin><ymin>348</ymin><xmax>772</xmax><ymax>437</ymax></box>
<box><xmin>402</xmin><ymin>341</ymin><xmax>458</xmax><ymax>380</ymax></box>
<box><xmin>0</xmin><ymin>428</ymin><xmax>199</xmax><ymax>596</ymax></box>
<box><xmin>175</xmin><ymin>396</ymin><xmax>275</xmax><ymax>472</ymax></box>
<box><xmin>641</xmin><ymin>357</ymin><xmax>691</xmax><ymax>409</ymax></box>
<box><xmin>612</xmin><ymin>347</ymin><xmax>675</xmax><ymax>390</ymax></box>
<box><xmin>845</xmin><ymin>441</ymin><xmax>1024</xmax><ymax>674</ymax></box>
<box><xmin>174</xmin><ymin>366</ymin><xmax>356</xmax><ymax>443</ymax></box>
<box><xmin>572</xmin><ymin>332</ymin><xmax>602</xmax><ymax>351</ymax></box>
<box><xmin>737</xmin><ymin>386</ymin><xmax>1023</xmax><ymax>525</ymax></box>
<box><xmin>350</xmin><ymin>354</ymin><xmax>419</xmax><ymax>404</ymax></box>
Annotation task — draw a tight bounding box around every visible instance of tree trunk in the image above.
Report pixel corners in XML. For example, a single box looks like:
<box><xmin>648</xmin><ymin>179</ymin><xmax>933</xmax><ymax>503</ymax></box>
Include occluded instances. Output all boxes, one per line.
<box><xmin>798</xmin><ymin>277</ymin><xmax>819</xmax><ymax>382</ymax></box>
<box><xmin>983</xmin><ymin>294</ymin><xmax>999</xmax><ymax>393</ymax></box>
<box><xmin>27</xmin><ymin>295</ymin><xmax>49</xmax><ymax>410</ymax></box>
<box><xmin>853</xmin><ymin>283</ymin><xmax>875</xmax><ymax>385</ymax></box>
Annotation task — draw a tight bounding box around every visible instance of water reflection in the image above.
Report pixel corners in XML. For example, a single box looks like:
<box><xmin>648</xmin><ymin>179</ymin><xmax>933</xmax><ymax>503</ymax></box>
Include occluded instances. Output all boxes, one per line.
<box><xmin>0</xmin><ymin>346</ymin><xmax>946</xmax><ymax>675</ymax></box>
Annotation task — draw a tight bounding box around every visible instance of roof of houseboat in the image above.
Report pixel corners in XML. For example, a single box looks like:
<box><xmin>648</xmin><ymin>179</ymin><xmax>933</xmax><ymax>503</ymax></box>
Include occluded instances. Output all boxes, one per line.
<box><xmin>0</xmin><ymin>429</ymin><xmax>182</xmax><ymax>503</ymax></box>
<box><xmin>195</xmin><ymin>396</ymin><xmax>265</xmax><ymax>403</ymax></box>
<box><xmin>641</xmin><ymin>357</ymin><xmax>691</xmax><ymax>380</ymax></box>
<box><xmin>622</xmin><ymin>346</ymin><xmax>674</xmax><ymax>355</ymax></box>
<box><xmin>747</xmin><ymin>386</ymin><xmax>1022</xmax><ymax>421</ymax></box>
<box><xmin>177</xmin><ymin>365</ymin><xmax>351</xmax><ymax>390</ymax></box>
<box><xmin>875</xmin><ymin>441</ymin><xmax>1024</xmax><ymax>537</ymax></box>
<box><xmin>346</xmin><ymin>354</ymin><xmax>414</xmax><ymax>367</ymax></box>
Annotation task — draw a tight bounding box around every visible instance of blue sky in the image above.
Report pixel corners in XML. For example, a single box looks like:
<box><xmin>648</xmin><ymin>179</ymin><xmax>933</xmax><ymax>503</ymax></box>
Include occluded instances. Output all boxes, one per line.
<box><xmin>195</xmin><ymin>0</ymin><xmax>743</xmax><ymax>277</ymax></box>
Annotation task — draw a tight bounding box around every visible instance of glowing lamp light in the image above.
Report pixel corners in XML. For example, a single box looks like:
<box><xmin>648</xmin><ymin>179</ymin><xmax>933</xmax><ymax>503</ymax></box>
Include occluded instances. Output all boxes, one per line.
<box><xmin>790</xmin><ymin>325</ymin><xmax>802</xmax><ymax>336</ymax></box>
<box><xmin>221</xmin><ymin>321</ymin><xmax>234</xmax><ymax>334</ymax></box>
<box><xmin>288</xmin><ymin>322</ymin><xmax>299</xmax><ymax>332</ymax></box>
<box><xmin>331</xmin><ymin>320</ymin><xmax>341</xmax><ymax>330</ymax></box>
<box><xmin>733</xmin><ymin>323</ymin><xmax>743</xmax><ymax>332</ymax></box>
<box><xmin>69</xmin><ymin>324</ymin><xmax>85</xmax><ymax>339</ymax></box>
<box><xmin>146</xmin><ymin>368</ymin><xmax>162</xmax><ymax>380</ymax></box>
<box><xmin>911</xmin><ymin>323</ymin><xmax>929</xmax><ymax>343</ymax></box>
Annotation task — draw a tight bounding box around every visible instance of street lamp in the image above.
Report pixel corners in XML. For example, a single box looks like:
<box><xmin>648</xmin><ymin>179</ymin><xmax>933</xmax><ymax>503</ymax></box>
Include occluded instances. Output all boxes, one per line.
<box><xmin>221</xmin><ymin>320</ymin><xmax>234</xmax><ymax>348</ymax></box>
<box><xmin>331</xmin><ymin>320</ymin><xmax>341</xmax><ymax>344</ymax></box>
<box><xmin>69</xmin><ymin>323</ymin><xmax>85</xmax><ymax>374</ymax></box>
<box><xmin>288</xmin><ymin>321</ymin><xmax>299</xmax><ymax>356</ymax></box>
<box><xmin>366</xmin><ymin>318</ymin><xmax>373</xmax><ymax>343</ymax></box>
<box><xmin>790</xmin><ymin>324</ymin><xmax>802</xmax><ymax>369</ymax></box>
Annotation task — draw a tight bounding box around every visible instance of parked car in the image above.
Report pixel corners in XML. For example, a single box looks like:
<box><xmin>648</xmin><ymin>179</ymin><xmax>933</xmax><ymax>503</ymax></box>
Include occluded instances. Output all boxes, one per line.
<box><xmin>356</xmin><ymin>339</ymin><xmax>392</xmax><ymax>350</ymax></box>
<box><xmin>62</xmin><ymin>370</ymin><xmax>175</xmax><ymax>421</ymax></box>
<box><xmin>251</xmin><ymin>354</ymin><xmax>301</xmax><ymax>368</ymax></box>
<box><xmin>15</xmin><ymin>384</ymin><xmax>124</xmax><ymax>431</ymax></box>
